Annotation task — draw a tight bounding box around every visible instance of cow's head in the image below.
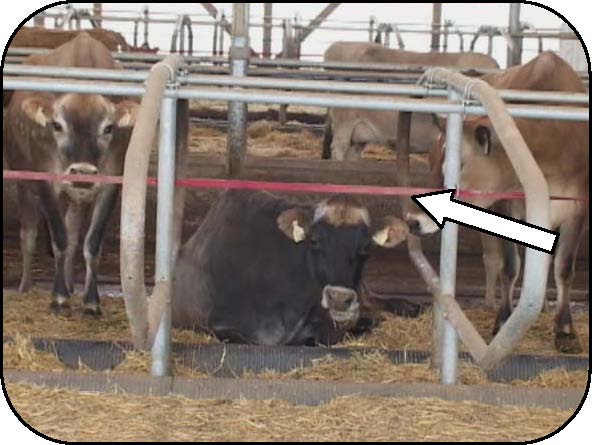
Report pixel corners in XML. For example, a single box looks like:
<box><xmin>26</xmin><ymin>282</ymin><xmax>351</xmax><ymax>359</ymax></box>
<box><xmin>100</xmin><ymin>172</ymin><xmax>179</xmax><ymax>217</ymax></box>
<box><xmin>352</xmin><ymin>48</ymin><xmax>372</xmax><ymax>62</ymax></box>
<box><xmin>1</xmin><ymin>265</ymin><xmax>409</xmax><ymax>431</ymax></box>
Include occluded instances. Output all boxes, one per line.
<box><xmin>20</xmin><ymin>93</ymin><xmax>139</xmax><ymax>201</ymax></box>
<box><xmin>406</xmin><ymin>118</ymin><xmax>511</xmax><ymax>235</ymax></box>
<box><xmin>277</xmin><ymin>196</ymin><xmax>409</xmax><ymax>328</ymax></box>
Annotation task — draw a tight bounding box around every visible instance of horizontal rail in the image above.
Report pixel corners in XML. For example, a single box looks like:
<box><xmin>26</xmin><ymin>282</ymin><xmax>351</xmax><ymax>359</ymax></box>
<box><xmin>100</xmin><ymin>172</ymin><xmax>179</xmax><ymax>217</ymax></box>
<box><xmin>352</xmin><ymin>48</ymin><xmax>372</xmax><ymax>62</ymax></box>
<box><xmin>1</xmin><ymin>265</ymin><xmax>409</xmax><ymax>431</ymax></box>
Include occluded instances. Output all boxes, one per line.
<box><xmin>3</xmin><ymin>77</ymin><xmax>589</xmax><ymax>121</ymax></box>
<box><xmin>3</xmin><ymin>64</ymin><xmax>588</xmax><ymax>105</ymax></box>
<box><xmin>3</xmin><ymin>170</ymin><xmax>588</xmax><ymax>201</ymax></box>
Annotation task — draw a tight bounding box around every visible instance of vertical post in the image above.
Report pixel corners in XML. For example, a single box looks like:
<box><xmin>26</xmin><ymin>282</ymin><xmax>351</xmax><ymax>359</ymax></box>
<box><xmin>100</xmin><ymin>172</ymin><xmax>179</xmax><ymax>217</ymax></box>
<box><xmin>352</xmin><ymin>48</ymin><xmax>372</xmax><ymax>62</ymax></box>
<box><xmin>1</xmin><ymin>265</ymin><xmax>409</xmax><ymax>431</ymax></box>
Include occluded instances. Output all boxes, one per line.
<box><xmin>218</xmin><ymin>11</ymin><xmax>226</xmax><ymax>56</ymax></box>
<box><xmin>263</xmin><ymin>3</ymin><xmax>273</xmax><ymax>59</ymax></box>
<box><xmin>133</xmin><ymin>20</ymin><xmax>139</xmax><ymax>48</ymax></box>
<box><xmin>173</xmin><ymin>100</ymin><xmax>189</xmax><ymax>262</ymax></box>
<box><xmin>93</xmin><ymin>3</ymin><xmax>102</xmax><ymax>28</ymax></box>
<box><xmin>33</xmin><ymin>12</ymin><xmax>45</xmax><ymax>27</ymax></box>
<box><xmin>442</xmin><ymin>21</ymin><xmax>449</xmax><ymax>53</ymax></box>
<box><xmin>143</xmin><ymin>5</ymin><xmax>150</xmax><ymax>49</ymax></box>
<box><xmin>431</xmin><ymin>3</ymin><xmax>442</xmax><ymax>51</ymax></box>
<box><xmin>213</xmin><ymin>13</ymin><xmax>219</xmax><ymax>56</ymax></box>
<box><xmin>226</xmin><ymin>3</ymin><xmax>250</xmax><ymax>177</ymax></box>
<box><xmin>368</xmin><ymin>16</ymin><xmax>375</xmax><ymax>43</ymax></box>
<box><xmin>151</xmin><ymin>94</ymin><xmax>178</xmax><ymax>377</ymax></box>
<box><xmin>396</xmin><ymin>111</ymin><xmax>412</xmax><ymax>217</ymax></box>
<box><xmin>437</xmin><ymin>88</ymin><xmax>462</xmax><ymax>384</ymax></box>
<box><xmin>507</xmin><ymin>3</ymin><xmax>522</xmax><ymax>67</ymax></box>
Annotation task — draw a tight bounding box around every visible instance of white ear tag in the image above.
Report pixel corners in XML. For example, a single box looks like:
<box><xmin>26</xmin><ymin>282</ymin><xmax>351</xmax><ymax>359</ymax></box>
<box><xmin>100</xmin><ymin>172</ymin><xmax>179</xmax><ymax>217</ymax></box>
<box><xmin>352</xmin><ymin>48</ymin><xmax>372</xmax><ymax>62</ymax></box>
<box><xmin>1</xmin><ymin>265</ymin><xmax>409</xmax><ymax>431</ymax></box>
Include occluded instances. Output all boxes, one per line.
<box><xmin>372</xmin><ymin>227</ymin><xmax>389</xmax><ymax>246</ymax></box>
<box><xmin>292</xmin><ymin>220</ymin><xmax>305</xmax><ymax>243</ymax></box>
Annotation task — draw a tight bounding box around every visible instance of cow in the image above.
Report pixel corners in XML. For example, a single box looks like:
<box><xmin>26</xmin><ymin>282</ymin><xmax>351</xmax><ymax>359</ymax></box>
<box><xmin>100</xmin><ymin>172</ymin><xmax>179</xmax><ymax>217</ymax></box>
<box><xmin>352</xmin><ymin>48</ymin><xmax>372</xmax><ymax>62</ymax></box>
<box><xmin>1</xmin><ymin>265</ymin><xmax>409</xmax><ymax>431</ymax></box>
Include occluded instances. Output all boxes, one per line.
<box><xmin>4</xmin><ymin>33</ymin><xmax>138</xmax><ymax>315</ymax></box>
<box><xmin>321</xmin><ymin>42</ymin><xmax>499</xmax><ymax>160</ymax></box>
<box><xmin>11</xmin><ymin>26</ymin><xmax>130</xmax><ymax>51</ymax></box>
<box><xmin>172</xmin><ymin>190</ymin><xmax>411</xmax><ymax>346</ymax></box>
<box><xmin>405</xmin><ymin>51</ymin><xmax>589</xmax><ymax>354</ymax></box>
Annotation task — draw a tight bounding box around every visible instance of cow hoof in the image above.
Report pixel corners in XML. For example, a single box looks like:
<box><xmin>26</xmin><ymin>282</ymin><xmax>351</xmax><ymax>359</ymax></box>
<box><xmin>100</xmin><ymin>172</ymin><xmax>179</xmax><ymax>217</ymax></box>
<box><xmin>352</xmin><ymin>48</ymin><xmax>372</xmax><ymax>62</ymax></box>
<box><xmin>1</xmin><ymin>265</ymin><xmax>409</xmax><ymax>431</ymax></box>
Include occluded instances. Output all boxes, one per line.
<box><xmin>18</xmin><ymin>283</ymin><xmax>32</xmax><ymax>294</ymax></box>
<box><xmin>555</xmin><ymin>333</ymin><xmax>582</xmax><ymax>354</ymax></box>
<box><xmin>83</xmin><ymin>304</ymin><xmax>102</xmax><ymax>318</ymax></box>
<box><xmin>50</xmin><ymin>300</ymin><xmax>72</xmax><ymax>317</ymax></box>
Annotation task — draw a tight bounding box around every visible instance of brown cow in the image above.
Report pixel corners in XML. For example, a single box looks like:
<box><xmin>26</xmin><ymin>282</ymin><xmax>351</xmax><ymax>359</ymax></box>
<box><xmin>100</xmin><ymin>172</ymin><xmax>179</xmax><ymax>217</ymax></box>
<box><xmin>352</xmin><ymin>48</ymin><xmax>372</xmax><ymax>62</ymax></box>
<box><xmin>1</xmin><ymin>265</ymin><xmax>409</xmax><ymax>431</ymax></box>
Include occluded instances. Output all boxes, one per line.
<box><xmin>406</xmin><ymin>51</ymin><xmax>589</xmax><ymax>353</ymax></box>
<box><xmin>322</xmin><ymin>42</ymin><xmax>499</xmax><ymax>160</ymax></box>
<box><xmin>4</xmin><ymin>33</ymin><xmax>138</xmax><ymax>315</ymax></box>
<box><xmin>11</xmin><ymin>26</ymin><xmax>130</xmax><ymax>51</ymax></box>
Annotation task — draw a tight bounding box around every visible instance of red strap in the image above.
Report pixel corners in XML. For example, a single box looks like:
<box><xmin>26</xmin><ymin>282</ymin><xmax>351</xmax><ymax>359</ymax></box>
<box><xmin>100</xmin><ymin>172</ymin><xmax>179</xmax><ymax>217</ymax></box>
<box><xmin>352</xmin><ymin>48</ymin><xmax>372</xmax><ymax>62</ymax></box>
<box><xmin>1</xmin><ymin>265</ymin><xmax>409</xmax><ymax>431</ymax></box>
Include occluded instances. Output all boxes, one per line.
<box><xmin>2</xmin><ymin>169</ymin><xmax>588</xmax><ymax>202</ymax></box>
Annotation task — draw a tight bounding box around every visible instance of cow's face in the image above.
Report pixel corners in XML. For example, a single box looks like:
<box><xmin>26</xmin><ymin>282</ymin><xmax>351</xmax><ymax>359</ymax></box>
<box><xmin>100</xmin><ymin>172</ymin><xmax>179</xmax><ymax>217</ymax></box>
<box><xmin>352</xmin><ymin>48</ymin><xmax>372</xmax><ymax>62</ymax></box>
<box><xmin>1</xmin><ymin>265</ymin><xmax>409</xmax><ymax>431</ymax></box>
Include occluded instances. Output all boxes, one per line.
<box><xmin>20</xmin><ymin>93</ymin><xmax>138</xmax><ymax>200</ymax></box>
<box><xmin>406</xmin><ymin>120</ymin><xmax>509</xmax><ymax>235</ymax></box>
<box><xmin>277</xmin><ymin>197</ymin><xmax>409</xmax><ymax>328</ymax></box>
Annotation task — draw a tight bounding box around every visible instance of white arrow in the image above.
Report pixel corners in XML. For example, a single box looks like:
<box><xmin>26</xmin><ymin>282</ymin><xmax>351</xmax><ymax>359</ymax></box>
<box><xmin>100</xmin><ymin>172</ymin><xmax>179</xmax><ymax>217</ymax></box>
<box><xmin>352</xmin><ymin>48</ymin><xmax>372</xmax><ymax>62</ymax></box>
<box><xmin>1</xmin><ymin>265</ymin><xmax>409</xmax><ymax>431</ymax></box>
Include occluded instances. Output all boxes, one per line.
<box><xmin>412</xmin><ymin>189</ymin><xmax>558</xmax><ymax>254</ymax></box>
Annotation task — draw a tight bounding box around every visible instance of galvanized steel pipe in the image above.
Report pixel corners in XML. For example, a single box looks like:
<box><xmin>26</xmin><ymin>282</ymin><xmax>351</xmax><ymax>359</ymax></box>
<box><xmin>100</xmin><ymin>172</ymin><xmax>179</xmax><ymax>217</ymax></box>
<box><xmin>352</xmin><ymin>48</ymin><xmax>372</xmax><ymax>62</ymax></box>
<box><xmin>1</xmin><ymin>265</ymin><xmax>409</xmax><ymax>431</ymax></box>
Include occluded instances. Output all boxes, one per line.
<box><xmin>422</xmin><ymin>68</ymin><xmax>553</xmax><ymax>371</ymax></box>
<box><xmin>120</xmin><ymin>54</ymin><xmax>182</xmax><ymax>351</ymax></box>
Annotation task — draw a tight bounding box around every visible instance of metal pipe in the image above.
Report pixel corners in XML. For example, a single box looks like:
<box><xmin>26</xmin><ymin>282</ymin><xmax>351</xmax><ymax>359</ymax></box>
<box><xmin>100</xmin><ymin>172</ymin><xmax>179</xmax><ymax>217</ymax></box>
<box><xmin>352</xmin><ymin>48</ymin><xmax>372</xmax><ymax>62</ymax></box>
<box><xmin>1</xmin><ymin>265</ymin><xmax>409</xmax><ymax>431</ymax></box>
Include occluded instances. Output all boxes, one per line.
<box><xmin>4</xmin><ymin>65</ymin><xmax>588</xmax><ymax>105</ymax></box>
<box><xmin>150</xmin><ymin>95</ymin><xmax>177</xmax><ymax>377</ymax></box>
<box><xmin>430</xmin><ymin>3</ymin><xmax>442</xmax><ymax>51</ymax></box>
<box><xmin>421</xmin><ymin>68</ymin><xmax>553</xmax><ymax>371</ymax></box>
<box><xmin>507</xmin><ymin>3</ymin><xmax>522</xmax><ymax>67</ymax></box>
<box><xmin>438</xmin><ymin>89</ymin><xmax>463</xmax><ymax>384</ymax></box>
<box><xmin>4</xmin><ymin>77</ymin><xmax>588</xmax><ymax>121</ymax></box>
<box><xmin>227</xmin><ymin>3</ymin><xmax>250</xmax><ymax>177</ymax></box>
<box><xmin>8</xmin><ymin>46</ymin><xmax>583</xmax><ymax>77</ymax></box>
<box><xmin>263</xmin><ymin>3</ymin><xmax>273</xmax><ymax>58</ymax></box>
<box><xmin>119</xmin><ymin>54</ymin><xmax>182</xmax><ymax>351</ymax></box>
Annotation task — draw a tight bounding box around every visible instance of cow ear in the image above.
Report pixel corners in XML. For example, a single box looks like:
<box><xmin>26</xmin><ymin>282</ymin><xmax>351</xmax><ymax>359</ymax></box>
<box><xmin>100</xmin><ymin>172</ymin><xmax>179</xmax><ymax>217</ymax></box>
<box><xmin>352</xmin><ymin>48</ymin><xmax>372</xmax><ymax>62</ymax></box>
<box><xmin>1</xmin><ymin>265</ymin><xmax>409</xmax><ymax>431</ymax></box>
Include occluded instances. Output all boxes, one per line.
<box><xmin>372</xmin><ymin>216</ymin><xmax>409</xmax><ymax>248</ymax></box>
<box><xmin>21</xmin><ymin>97</ymin><xmax>53</xmax><ymax>127</ymax></box>
<box><xmin>277</xmin><ymin>208</ymin><xmax>312</xmax><ymax>243</ymax></box>
<box><xmin>115</xmin><ymin>100</ymin><xmax>140</xmax><ymax>128</ymax></box>
<box><xmin>475</xmin><ymin>125</ymin><xmax>491</xmax><ymax>155</ymax></box>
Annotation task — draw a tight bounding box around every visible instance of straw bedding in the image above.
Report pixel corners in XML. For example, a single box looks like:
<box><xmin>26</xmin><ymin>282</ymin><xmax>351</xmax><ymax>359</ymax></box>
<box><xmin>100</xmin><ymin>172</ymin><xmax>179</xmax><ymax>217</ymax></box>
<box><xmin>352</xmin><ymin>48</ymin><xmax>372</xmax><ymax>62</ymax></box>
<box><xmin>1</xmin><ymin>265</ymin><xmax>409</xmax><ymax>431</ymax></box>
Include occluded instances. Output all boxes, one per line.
<box><xmin>5</xmin><ymin>382</ymin><xmax>574</xmax><ymax>442</ymax></box>
<box><xmin>3</xmin><ymin>289</ymin><xmax>588</xmax><ymax>389</ymax></box>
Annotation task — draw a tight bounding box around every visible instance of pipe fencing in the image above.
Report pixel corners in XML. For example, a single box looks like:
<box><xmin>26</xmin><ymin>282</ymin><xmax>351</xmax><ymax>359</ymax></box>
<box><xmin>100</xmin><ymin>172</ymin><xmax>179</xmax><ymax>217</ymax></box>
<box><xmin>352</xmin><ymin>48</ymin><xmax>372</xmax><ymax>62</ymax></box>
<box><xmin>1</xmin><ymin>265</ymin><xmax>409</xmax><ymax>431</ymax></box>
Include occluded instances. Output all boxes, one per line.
<box><xmin>2</xmin><ymin>61</ymin><xmax>589</xmax><ymax>382</ymax></box>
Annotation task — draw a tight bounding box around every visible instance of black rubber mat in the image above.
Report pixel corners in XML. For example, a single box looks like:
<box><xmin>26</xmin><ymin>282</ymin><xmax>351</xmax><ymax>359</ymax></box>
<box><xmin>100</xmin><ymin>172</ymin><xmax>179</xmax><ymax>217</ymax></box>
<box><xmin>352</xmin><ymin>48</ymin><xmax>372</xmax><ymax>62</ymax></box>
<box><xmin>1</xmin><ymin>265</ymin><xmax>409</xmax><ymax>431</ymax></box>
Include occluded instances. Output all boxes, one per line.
<box><xmin>5</xmin><ymin>336</ymin><xmax>588</xmax><ymax>383</ymax></box>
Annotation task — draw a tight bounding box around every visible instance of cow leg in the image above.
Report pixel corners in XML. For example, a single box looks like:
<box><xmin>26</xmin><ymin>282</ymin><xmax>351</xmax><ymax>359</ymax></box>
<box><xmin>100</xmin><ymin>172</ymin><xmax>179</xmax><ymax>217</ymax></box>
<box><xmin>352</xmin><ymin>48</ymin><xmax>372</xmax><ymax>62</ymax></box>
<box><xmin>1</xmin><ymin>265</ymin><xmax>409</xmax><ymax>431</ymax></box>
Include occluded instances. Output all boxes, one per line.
<box><xmin>64</xmin><ymin>203</ymin><xmax>83</xmax><ymax>294</ymax></box>
<box><xmin>38</xmin><ymin>184</ymin><xmax>70</xmax><ymax>313</ymax></box>
<box><xmin>17</xmin><ymin>185</ymin><xmax>39</xmax><ymax>293</ymax></box>
<box><xmin>481</xmin><ymin>234</ymin><xmax>503</xmax><ymax>309</ymax></box>
<box><xmin>344</xmin><ymin>143</ymin><xmax>364</xmax><ymax>161</ymax></box>
<box><xmin>492</xmin><ymin>240</ymin><xmax>520</xmax><ymax>336</ymax></box>
<box><xmin>82</xmin><ymin>185</ymin><xmax>118</xmax><ymax>316</ymax></box>
<box><xmin>553</xmin><ymin>216</ymin><xmax>585</xmax><ymax>354</ymax></box>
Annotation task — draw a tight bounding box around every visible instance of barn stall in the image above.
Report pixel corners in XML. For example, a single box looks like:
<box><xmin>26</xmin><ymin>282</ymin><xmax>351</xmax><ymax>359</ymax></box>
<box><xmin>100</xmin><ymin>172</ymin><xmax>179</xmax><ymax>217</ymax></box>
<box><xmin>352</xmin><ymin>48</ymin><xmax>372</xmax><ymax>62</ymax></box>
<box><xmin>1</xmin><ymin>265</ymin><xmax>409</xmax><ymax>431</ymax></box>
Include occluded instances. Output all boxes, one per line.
<box><xmin>3</xmin><ymin>3</ymin><xmax>589</xmax><ymax>442</ymax></box>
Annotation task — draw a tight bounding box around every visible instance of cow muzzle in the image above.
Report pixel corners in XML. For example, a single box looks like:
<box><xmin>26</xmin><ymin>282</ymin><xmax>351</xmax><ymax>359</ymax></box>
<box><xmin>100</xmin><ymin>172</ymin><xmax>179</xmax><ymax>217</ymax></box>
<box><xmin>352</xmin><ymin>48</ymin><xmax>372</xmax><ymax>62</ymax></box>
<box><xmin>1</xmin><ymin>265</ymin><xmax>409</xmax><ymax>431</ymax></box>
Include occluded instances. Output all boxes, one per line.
<box><xmin>66</xmin><ymin>163</ymin><xmax>98</xmax><ymax>189</ymax></box>
<box><xmin>321</xmin><ymin>285</ymin><xmax>360</xmax><ymax>326</ymax></box>
<box><xmin>405</xmin><ymin>212</ymin><xmax>439</xmax><ymax>236</ymax></box>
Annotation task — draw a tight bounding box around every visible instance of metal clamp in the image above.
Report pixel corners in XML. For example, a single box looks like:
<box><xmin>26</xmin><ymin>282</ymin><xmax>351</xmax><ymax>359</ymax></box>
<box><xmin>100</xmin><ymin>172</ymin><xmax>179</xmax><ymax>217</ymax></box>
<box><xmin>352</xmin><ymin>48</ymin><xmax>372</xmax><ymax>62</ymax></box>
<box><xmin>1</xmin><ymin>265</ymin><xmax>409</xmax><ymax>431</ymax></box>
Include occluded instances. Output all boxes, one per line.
<box><xmin>461</xmin><ymin>79</ymin><xmax>480</xmax><ymax>115</ymax></box>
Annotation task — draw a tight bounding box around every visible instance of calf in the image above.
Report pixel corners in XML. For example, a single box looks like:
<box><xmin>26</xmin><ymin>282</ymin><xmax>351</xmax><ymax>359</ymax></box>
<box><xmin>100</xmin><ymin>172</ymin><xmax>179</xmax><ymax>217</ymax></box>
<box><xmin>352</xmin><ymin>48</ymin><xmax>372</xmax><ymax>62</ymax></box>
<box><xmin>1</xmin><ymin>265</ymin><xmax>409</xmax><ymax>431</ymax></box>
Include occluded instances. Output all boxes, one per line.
<box><xmin>4</xmin><ymin>33</ymin><xmax>138</xmax><ymax>315</ymax></box>
<box><xmin>172</xmin><ymin>190</ymin><xmax>410</xmax><ymax>345</ymax></box>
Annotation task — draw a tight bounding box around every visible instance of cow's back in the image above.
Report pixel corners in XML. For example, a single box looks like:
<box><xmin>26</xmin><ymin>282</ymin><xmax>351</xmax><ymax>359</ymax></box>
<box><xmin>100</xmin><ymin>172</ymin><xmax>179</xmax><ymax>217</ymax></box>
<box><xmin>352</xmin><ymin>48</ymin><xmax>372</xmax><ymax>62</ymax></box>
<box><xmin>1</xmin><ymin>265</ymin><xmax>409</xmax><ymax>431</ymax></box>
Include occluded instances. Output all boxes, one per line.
<box><xmin>24</xmin><ymin>32</ymin><xmax>120</xmax><ymax>70</ymax></box>
<box><xmin>482</xmin><ymin>51</ymin><xmax>586</xmax><ymax>93</ymax></box>
<box><xmin>11</xmin><ymin>26</ymin><xmax>129</xmax><ymax>52</ymax></box>
<box><xmin>324</xmin><ymin>41</ymin><xmax>498</xmax><ymax>69</ymax></box>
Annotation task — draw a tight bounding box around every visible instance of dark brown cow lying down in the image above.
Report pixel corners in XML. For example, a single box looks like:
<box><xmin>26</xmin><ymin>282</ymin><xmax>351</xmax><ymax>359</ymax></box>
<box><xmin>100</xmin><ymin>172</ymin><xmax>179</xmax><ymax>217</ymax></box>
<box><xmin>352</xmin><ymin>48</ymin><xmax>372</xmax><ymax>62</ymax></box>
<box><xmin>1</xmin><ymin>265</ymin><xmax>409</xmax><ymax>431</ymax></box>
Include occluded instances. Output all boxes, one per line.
<box><xmin>406</xmin><ymin>51</ymin><xmax>589</xmax><ymax>353</ymax></box>
<box><xmin>172</xmin><ymin>190</ymin><xmax>417</xmax><ymax>346</ymax></box>
<box><xmin>4</xmin><ymin>33</ymin><xmax>138</xmax><ymax>315</ymax></box>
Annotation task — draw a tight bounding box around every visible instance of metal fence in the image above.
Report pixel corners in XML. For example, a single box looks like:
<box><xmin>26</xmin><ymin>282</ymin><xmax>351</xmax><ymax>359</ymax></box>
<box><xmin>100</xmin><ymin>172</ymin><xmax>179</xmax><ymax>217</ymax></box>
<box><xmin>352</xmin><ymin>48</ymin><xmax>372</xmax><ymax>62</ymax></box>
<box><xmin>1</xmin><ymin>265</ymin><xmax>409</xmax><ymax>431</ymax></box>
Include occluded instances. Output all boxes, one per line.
<box><xmin>3</xmin><ymin>59</ymin><xmax>589</xmax><ymax>384</ymax></box>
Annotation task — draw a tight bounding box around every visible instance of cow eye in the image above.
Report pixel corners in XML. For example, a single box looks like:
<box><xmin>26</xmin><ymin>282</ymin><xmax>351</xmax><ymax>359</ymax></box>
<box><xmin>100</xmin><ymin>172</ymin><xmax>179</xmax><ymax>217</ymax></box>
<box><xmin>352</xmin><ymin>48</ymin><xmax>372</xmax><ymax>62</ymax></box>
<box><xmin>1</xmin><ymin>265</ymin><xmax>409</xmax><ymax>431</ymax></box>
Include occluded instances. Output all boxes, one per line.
<box><xmin>51</xmin><ymin>121</ymin><xmax>63</xmax><ymax>132</ymax></box>
<box><xmin>103</xmin><ymin>124</ymin><xmax>114</xmax><ymax>135</ymax></box>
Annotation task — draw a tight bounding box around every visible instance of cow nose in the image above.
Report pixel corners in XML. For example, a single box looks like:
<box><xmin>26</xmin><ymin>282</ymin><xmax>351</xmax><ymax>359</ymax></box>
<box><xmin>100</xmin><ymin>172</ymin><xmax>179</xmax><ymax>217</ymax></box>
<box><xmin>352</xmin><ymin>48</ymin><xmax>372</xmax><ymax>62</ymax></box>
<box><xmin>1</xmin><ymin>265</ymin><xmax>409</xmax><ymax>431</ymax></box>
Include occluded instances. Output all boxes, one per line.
<box><xmin>68</xmin><ymin>164</ymin><xmax>98</xmax><ymax>175</ymax></box>
<box><xmin>67</xmin><ymin>163</ymin><xmax>98</xmax><ymax>189</ymax></box>
<box><xmin>322</xmin><ymin>285</ymin><xmax>359</xmax><ymax>312</ymax></box>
